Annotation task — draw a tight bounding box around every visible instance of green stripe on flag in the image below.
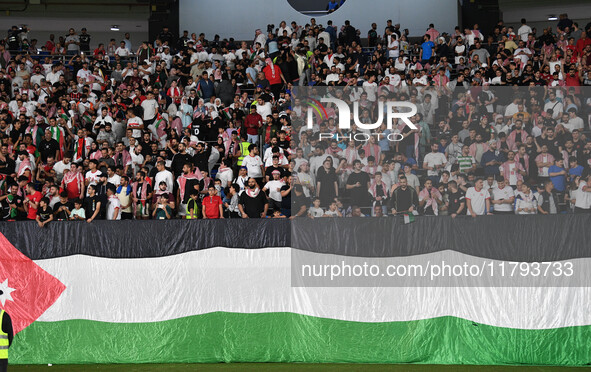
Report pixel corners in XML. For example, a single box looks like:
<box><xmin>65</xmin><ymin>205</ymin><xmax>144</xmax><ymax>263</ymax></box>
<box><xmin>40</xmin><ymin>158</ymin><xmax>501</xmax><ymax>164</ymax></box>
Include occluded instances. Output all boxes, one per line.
<box><xmin>12</xmin><ymin>313</ymin><xmax>591</xmax><ymax>365</ymax></box>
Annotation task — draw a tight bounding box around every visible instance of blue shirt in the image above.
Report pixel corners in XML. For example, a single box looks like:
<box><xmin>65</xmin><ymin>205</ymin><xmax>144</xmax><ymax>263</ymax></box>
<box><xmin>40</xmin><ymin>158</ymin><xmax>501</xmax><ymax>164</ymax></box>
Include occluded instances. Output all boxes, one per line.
<box><xmin>198</xmin><ymin>78</ymin><xmax>215</xmax><ymax>100</ymax></box>
<box><xmin>405</xmin><ymin>158</ymin><xmax>417</xmax><ymax>174</ymax></box>
<box><xmin>378</xmin><ymin>129</ymin><xmax>392</xmax><ymax>151</ymax></box>
<box><xmin>548</xmin><ymin>165</ymin><xmax>566</xmax><ymax>191</ymax></box>
<box><xmin>481</xmin><ymin>150</ymin><xmax>504</xmax><ymax>176</ymax></box>
<box><xmin>421</xmin><ymin>41</ymin><xmax>435</xmax><ymax>60</ymax></box>
<box><xmin>569</xmin><ymin>165</ymin><xmax>583</xmax><ymax>181</ymax></box>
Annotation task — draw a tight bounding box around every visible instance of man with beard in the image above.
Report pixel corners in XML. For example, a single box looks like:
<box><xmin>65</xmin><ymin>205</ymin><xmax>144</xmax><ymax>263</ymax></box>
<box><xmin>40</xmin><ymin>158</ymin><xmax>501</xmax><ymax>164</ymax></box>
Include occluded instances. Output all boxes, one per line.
<box><xmin>388</xmin><ymin>176</ymin><xmax>419</xmax><ymax>215</ymax></box>
<box><xmin>192</xmin><ymin>142</ymin><xmax>212</xmax><ymax>174</ymax></box>
<box><xmin>238</xmin><ymin>177</ymin><xmax>268</xmax><ymax>218</ymax></box>
<box><xmin>171</xmin><ymin>142</ymin><xmax>193</xmax><ymax>179</ymax></box>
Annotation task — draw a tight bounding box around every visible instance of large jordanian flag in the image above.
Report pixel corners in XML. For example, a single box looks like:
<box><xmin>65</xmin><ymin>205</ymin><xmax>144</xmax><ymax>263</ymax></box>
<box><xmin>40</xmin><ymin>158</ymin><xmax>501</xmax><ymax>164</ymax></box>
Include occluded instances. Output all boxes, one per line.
<box><xmin>1</xmin><ymin>216</ymin><xmax>591</xmax><ymax>365</ymax></box>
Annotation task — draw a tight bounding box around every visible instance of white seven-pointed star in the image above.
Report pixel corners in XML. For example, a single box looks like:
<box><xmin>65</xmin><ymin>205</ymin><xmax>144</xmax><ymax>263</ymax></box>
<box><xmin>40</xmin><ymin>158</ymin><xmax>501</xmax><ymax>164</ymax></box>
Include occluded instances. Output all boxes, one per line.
<box><xmin>0</xmin><ymin>279</ymin><xmax>15</xmax><ymax>306</ymax></box>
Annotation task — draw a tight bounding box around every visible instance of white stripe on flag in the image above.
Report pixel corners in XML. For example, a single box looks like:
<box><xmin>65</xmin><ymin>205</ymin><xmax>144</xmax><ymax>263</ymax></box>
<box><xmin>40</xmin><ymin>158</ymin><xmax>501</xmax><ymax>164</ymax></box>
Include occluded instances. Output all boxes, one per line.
<box><xmin>35</xmin><ymin>248</ymin><xmax>591</xmax><ymax>330</ymax></box>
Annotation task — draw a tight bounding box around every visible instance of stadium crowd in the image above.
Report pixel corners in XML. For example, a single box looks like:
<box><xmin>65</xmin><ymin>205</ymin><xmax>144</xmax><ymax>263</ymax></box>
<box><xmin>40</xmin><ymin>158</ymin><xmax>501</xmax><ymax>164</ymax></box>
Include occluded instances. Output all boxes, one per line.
<box><xmin>1</xmin><ymin>12</ymin><xmax>591</xmax><ymax>224</ymax></box>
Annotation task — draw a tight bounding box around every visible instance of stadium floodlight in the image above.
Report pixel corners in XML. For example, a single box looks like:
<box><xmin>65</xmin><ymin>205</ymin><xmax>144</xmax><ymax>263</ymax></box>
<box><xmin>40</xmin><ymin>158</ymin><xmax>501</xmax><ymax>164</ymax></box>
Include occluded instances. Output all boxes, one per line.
<box><xmin>110</xmin><ymin>25</ymin><xmax>120</xmax><ymax>31</ymax></box>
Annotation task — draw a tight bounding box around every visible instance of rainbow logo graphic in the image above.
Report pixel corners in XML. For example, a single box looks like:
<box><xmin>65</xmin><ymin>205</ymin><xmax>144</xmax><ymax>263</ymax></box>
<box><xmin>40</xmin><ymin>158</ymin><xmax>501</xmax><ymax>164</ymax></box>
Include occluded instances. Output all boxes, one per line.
<box><xmin>303</xmin><ymin>98</ymin><xmax>328</xmax><ymax>121</ymax></box>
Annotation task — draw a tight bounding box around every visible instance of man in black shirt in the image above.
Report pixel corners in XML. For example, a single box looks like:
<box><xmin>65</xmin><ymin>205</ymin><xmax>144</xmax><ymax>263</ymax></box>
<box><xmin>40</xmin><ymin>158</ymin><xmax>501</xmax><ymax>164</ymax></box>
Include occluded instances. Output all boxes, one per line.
<box><xmin>38</xmin><ymin>130</ymin><xmax>59</xmax><ymax>163</ymax></box>
<box><xmin>238</xmin><ymin>177</ymin><xmax>268</xmax><ymax>218</ymax></box>
<box><xmin>446</xmin><ymin>180</ymin><xmax>466</xmax><ymax>217</ymax></box>
<box><xmin>388</xmin><ymin>176</ymin><xmax>419</xmax><ymax>215</ymax></box>
<box><xmin>280</xmin><ymin>176</ymin><xmax>293</xmax><ymax>217</ymax></box>
<box><xmin>0</xmin><ymin>184</ymin><xmax>25</xmax><ymax>220</ymax></box>
<box><xmin>171</xmin><ymin>143</ymin><xmax>193</xmax><ymax>179</ymax></box>
<box><xmin>290</xmin><ymin>184</ymin><xmax>308</xmax><ymax>218</ymax></box>
<box><xmin>192</xmin><ymin>142</ymin><xmax>211</xmax><ymax>173</ymax></box>
<box><xmin>83</xmin><ymin>184</ymin><xmax>102</xmax><ymax>223</ymax></box>
<box><xmin>53</xmin><ymin>191</ymin><xmax>73</xmax><ymax>221</ymax></box>
<box><xmin>346</xmin><ymin>160</ymin><xmax>371</xmax><ymax>208</ymax></box>
<box><xmin>95</xmin><ymin>173</ymin><xmax>111</xmax><ymax>219</ymax></box>
<box><xmin>79</xmin><ymin>28</ymin><xmax>91</xmax><ymax>52</ymax></box>
<box><xmin>265</xmin><ymin>156</ymin><xmax>288</xmax><ymax>181</ymax></box>
<box><xmin>0</xmin><ymin>144</ymin><xmax>15</xmax><ymax>175</ymax></box>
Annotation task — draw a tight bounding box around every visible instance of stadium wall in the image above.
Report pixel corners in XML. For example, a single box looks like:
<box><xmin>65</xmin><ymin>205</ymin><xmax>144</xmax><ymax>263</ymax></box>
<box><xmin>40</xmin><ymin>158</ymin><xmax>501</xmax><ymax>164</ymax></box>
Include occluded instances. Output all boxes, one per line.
<box><xmin>179</xmin><ymin>0</ymin><xmax>459</xmax><ymax>41</ymax></box>
<box><xmin>2</xmin><ymin>216</ymin><xmax>591</xmax><ymax>365</ymax></box>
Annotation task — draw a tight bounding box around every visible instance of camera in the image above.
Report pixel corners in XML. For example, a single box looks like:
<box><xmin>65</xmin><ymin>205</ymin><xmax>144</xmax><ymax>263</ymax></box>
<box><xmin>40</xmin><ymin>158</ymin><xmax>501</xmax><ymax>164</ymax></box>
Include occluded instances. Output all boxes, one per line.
<box><xmin>267</xmin><ymin>24</ymin><xmax>275</xmax><ymax>33</ymax></box>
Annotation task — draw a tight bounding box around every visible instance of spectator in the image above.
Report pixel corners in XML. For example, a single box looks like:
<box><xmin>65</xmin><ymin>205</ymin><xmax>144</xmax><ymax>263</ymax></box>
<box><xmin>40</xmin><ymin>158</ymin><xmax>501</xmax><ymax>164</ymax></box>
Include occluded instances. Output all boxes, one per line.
<box><xmin>500</xmin><ymin>151</ymin><xmax>527</xmax><ymax>188</ymax></box>
<box><xmin>515</xmin><ymin>183</ymin><xmax>537</xmax><ymax>215</ymax></box>
<box><xmin>574</xmin><ymin>173</ymin><xmax>591</xmax><ymax>213</ymax></box>
<box><xmin>538</xmin><ymin>180</ymin><xmax>560</xmax><ymax>215</ymax></box>
<box><xmin>346</xmin><ymin>160</ymin><xmax>371</xmax><ymax>209</ymax></box>
<box><xmin>418</xmin><ymin>179</ymin><xmax>443</xmax><ymax>215</ymax></box>
<box><xmin>106</xmin><ymin>184</ymin><xmax>121</xmax><ymax>220</ymax></box>
<box><xmin>83</xmin><ymin>184</ymin><xmax>102</xmax><ymax>223</ymax></box>
<box><xmin>446</xmin><ymin>180</ymin><xmax>465</xmax><ymax>217</ymax></box>
<box><xmin>152</xmin><ymin>194</ymin><xmax>173</xmax><ymax>219</ymax></box>
<box><xmin>466</xmin><ymin>178</ymin><xmax>491</xmax><ymax>217</ymax></box>
<box><xmin>423</xmin><ymin>142</ymin><xmax>448</xmax><ymax>185</ymax></box>
<box><xmin>263</xmin><ymin>170</ymin><xmax>284</xmax><ymax>212</ymax></box>
<box><xmin>202</xmin><ymin>185</ymin><xmax>223</xmax><ymax>219</ymax></box>
<box><xmin>388</xmin><ymin>176</ymin><xmax>419</xmax><ymax>215</ymax></box>
<box><xmin>238</xmin><ymin>177</ymin><xmax>268</xmax><ymax>218</ymax></box>
<box><xmin>69</xmin><ymin>199</ymin><xmax>86</xmax><ymax>221</ymax></box>
<box><xmin>491</xmin><ymin>177</ymin><xmax>515</xmax><ymax>215</ymax></box>
<box><xmin>132</xmin><ymin>171</ymin><xmax>153</xmax><ymax>220</ymax></box>
<box><xmin>24</xmin><ymin>183</ymin><xmax>42</xmax><ymax>220</ymax></box>
<box><xmin>35</xmin><ymin>197</ymin><xmax>53</xmax><ymax>228</ymax></box>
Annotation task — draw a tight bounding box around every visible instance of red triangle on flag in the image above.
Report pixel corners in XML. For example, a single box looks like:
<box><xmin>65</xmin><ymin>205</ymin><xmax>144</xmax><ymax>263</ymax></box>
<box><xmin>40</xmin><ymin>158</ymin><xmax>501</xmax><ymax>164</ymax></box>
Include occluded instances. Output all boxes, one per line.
<box><xmin>0</xmin><ymin>233</ymin><xmax>66</xmax><ymax>334</ymax></box>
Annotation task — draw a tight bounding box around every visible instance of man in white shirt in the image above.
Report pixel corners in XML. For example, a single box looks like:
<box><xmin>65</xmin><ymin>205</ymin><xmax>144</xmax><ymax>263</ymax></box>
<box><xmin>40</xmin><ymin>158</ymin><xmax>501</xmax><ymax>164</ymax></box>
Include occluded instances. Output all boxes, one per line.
<box><xmin>504</xmin><ymin>98</ymin><xmax>521</xmax><ymax>119</ymax></box>
<box><xmin>141</xmin><ymin>91</ymin><xmax>159</xmax><ymax>130</ymax></box>
<box><xmin>154</xmin><ymin>160</ymin><xmax>174</xmax><ymax>192</ymax></box>
<box><xmin>362</xmin><ymin>75</ymin><xmax>378</xmax><ymax>102</ymax></box>
<box><xmin>53</xmin><ymin>153</ymin><xmax>72</xmax><ymax>182</ymax></box>
<box><xmin>126</xmin><ymin>109</ymin><xmax>144</xmax><ymax>139</ymax></box>
<box><xmin>387</xmin><ymin>33</ymin><xmax>400</xmax><ymax>59</ymax></box>
<box><xmin>130</xmin><ymin>144</ymin><xmax>144</xmax><ymax>177</ymax></box>
<box><xmin>242</xmin><ymin>145</ymin><xmax>265</xmax><ymax>184</ymax></box>
<box><xmin>106</xmin><ymin>166</ymin><xmax>121</xmax><ymax>187</ymax></box>
<box><xmin>466</xmin><ymin>178</ymin><xmax>491</xmax><ymax>217</ymax></box>
<box><xmin>423</xmin><ymin>143</ymin><xmax>448</xmax><ymax>185</ymax></box>
<box><xmin>574</xmin><ymin>174</ymin><xmax>591</xmax><ymax>213</ymax></box>
<box><xmin>513</xmin><ymin>41</ymin><xmax>532</xmax><ymax>65</ymax></box>
<box><xmin>115</xmin><ymin>41</ymin><xmax>131</xmax><ymax>57</ymax></box>
<box><xmin>564</xmin><ymin>108</ymin><xmax>584</xmax><ymax>132</ymax></box>
<box><xmin>325</xmin><ymin>66</ymin><xmax>339</xmax><ymax>85</ymax></box>
<box><xmin>106</xmin><ymin>184</ymin><xmax>122</xmax><ymax>220</ymax></box>
<box><xmin>491</xmin><ymin>178</ymin><xmax>515</xmax><ymax>214</ymax></box>
<box><xmin>46</xmin><ymin>65</ymin><xmax>63</xmax><ymax>85</ymax></box>
<box><xmin>517</xmin><ymin>19</ymin><xmax>532</xmax><ymax>41</ymax></box>
<box><xmin>544</xmin><ymin>91</ymin><xmax>564</xmax><ymax>120</ymax></box>
<box><xmin>85</xmin><ymin>160</ymin><xmax>101</xmax><ymax>195</ymax></box>
<box><xmin>263</xmin><ymin>170</ymin><xmax>284</xmax><ymax>212</ymax></box>
<box><xmin>94</xmin><ymin>107</ymin><xmax>114</xmax><ymax>133</ymax></box>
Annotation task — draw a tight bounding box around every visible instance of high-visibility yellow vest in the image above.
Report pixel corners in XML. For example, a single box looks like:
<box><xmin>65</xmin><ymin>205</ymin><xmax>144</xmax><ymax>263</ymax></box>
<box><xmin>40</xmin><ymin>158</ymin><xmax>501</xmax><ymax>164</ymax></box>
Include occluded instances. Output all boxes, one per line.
<box><xmin>0</xmin><ymin>309</ymin><xmax>8</xmax><ymax>359</ymax></box>
<box><xmin>186</xmin><ymin>199</ymin><xmax>200</xmax><ymax>219</ymax></box>
<box><xmin>237</xmin><ymin>141</ymin><xmax>250</xmax><ymax>166</ymax></box>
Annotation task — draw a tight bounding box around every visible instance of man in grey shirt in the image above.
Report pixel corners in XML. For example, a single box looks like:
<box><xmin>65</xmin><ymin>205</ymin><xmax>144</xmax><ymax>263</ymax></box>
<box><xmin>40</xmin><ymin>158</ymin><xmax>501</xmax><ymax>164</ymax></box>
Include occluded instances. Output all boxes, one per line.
<box><xmin>469</xmin><ymin>41</ymin><xmax>490</xmax><ymax>66</ymax></box>
<box><xmin>64</xmin><ymin>28</ymin><xmax>80</xmax><ymax>55</ymax></box>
